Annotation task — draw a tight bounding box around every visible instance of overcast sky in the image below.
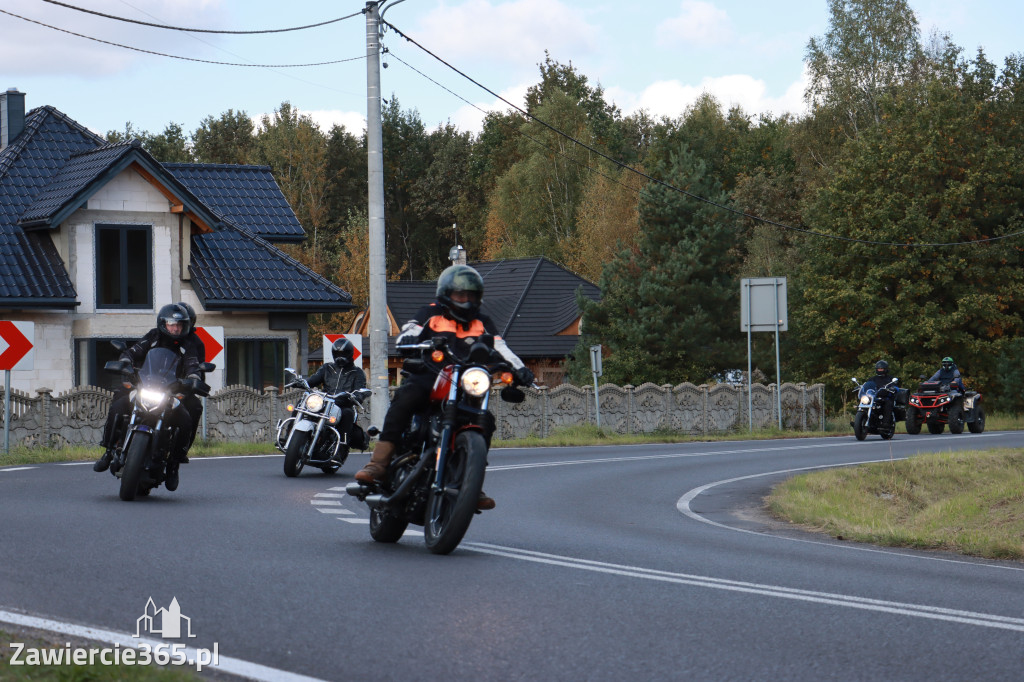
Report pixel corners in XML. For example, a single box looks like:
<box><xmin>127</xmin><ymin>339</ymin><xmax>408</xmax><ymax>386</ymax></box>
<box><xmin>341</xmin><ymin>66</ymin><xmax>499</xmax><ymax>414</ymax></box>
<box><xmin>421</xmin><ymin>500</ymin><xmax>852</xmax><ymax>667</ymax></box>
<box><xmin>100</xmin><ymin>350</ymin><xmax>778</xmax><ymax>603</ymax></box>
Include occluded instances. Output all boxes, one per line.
<box><xmin>3</xmin><ymin>0</ymin><xmax>1022</xmax><ymax>139</ymax></box>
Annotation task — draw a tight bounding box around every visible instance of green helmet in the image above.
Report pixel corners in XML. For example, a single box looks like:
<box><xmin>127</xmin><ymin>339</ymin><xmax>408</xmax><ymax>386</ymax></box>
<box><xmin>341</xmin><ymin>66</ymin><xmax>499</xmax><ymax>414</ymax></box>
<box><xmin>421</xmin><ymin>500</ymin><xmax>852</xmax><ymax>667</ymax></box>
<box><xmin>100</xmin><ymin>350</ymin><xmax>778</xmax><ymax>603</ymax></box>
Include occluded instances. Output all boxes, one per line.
<box><xmin>941</xmin><ymin>357</ymin><xmax>954</xmax><ymax>371</ymax></box>
<box><xmin>436</xmin><ymin>264</ymin><xmax>484</xmax><ymax>323</ymax></box>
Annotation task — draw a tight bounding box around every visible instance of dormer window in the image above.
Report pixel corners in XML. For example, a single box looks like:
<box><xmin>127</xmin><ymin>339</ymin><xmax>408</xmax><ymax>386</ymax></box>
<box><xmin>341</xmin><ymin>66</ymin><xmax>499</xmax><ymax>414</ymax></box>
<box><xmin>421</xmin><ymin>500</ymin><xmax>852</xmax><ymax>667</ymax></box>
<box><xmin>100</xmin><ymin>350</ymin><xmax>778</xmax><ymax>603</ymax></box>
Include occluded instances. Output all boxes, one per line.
<box><xmin>95</xmin><ymin>224</ymin><xmax>152</xmax><ymax>308</ymax></box>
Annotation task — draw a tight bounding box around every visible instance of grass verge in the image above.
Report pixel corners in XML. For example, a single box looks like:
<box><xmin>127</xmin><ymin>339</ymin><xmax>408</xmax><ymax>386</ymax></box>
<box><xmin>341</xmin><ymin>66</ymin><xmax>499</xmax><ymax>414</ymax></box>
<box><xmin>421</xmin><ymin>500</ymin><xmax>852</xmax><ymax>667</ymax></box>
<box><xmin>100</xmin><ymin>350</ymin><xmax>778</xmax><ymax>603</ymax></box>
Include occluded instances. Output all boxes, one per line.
<box><xmin>766</xmin><ymin>447</ymin><xmax>1024</xmax><ymax>560</ymax></box>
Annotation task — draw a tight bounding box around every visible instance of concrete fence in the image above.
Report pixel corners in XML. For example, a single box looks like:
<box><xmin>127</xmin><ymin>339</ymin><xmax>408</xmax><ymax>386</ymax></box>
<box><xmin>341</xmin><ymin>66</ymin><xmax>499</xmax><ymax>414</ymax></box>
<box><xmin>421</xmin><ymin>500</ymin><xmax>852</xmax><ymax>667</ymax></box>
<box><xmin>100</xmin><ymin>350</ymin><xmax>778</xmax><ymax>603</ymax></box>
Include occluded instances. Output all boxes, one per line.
<box><xmin>0</xmin><ymin>381</ymin><xmax>824</xmax><ymax>448</ymax></box>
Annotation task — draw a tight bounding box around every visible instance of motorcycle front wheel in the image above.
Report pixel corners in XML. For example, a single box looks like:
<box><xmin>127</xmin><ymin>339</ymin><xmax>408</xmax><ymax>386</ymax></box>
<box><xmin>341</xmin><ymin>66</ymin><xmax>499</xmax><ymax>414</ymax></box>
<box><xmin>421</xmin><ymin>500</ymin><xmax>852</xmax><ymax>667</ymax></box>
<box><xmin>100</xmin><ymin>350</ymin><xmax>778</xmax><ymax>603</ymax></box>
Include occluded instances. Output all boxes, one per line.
<box><xmin>119</xmin><ymin>432</ymin><xmax>150</xmax><ymax>501</ymax></box>
<box><xmin>853</xmin><ymin>411</ymin><xmax>868</xmax><ymax>441</ymax></box>
<box><xmin>283</xmin><ymin>430</ymin><xmax>310</xmax><ymax>477</ymax></box>
<box><xmin>424</xmin><ymin>430</ymin><xmax>487</xmax><ymax>555</ymax></box>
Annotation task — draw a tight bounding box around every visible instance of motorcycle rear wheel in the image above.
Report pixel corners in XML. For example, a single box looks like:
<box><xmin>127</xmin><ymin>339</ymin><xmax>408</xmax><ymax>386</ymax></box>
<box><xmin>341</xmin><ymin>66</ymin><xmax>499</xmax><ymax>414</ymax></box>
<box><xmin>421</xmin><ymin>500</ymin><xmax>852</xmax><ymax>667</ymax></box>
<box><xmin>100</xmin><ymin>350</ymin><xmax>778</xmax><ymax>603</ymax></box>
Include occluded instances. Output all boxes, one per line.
<box><xmin>119</xmin><ymin>432</ymin><xmax>150</xmax><ymax>501</ymax></box>
<box><xmin>283</xmin><ymin>430</ymin><xmax>310</xmax><ymax>477</ymax></box>
<box><xmin>853</xmin><ymin>411</ymin><xmax>868</xmax><ymax>441</ymax></box>
<box><xmin>369</xmin><ymin>507</ymin><xmax>409</xmax><ymax>543</ymax></box>
<box><xmin>424</xmin><ymin>430</ymin><xmax>487</xmax><ymax>555</ymax></box>
<box><xmin>967</xmin><ymin>406</ymin><xmax>986</xmax><ymax>433</ymax></box>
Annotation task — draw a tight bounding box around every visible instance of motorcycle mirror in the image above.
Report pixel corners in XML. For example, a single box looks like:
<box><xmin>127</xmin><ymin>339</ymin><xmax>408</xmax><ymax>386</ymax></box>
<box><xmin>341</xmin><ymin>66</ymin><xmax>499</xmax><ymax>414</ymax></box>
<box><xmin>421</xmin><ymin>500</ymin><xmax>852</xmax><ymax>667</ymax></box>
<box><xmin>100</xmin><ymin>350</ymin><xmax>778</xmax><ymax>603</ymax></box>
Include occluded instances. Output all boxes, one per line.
<box><xmin>500</xmin><ymin>385</ymin><xmax>526</xmax><ymax>404</ymax></box>
<box><xmin>851</xmin><ymin>377</ymin><xmax>858</xmax><ymax>384</ymax></box>
<box><xmin>199</xmin><ymin>362</ymin><xmax>215</xmax><ymax>373</ymax></box>
<box><xmin>284</xmin><ymin>367</ymin><xmax>296</xmax><ymax>377</ymax></box>
<box><xmin>110</xmin><ymin>339</ymin><xmax>127</xmax><ymax>352</ymax></box>
<box><xmin>469</xmin><ymin>340</ymin><xmax>494</xmax><ymax>364</ymax></box>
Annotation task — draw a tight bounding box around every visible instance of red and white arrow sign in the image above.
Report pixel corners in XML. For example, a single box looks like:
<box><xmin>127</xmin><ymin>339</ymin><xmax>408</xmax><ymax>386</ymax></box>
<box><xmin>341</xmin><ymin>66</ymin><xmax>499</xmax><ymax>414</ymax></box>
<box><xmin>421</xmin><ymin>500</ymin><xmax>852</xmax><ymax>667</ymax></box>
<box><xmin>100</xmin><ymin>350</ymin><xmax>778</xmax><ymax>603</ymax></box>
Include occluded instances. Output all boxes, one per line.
<box><xmin>0</xmin><ymin>321</ymin><xmax>34</xmax><ymax>371</ymax></box>
<box><xmin>195</xmin><ymin>326</ymin><xmax>224</xmax><ymax>366</ymax></box>
<box><xmin>323</xmin><ymin>334</ymin><xmax>362</xmax><ymax>363</ymax></box>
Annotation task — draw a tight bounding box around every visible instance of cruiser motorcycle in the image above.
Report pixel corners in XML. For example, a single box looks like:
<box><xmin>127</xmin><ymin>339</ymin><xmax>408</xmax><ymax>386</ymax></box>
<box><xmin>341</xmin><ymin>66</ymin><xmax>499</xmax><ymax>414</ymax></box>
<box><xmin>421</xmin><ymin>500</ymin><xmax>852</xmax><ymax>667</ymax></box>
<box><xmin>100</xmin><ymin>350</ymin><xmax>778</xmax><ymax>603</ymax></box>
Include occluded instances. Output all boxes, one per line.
<box><xmin>103</xmin><ymin>341</ymin><xmax>213</xmax><ymax>501</ymax></box>
<box><xmin>850</xmin><ymin>376</ymin><xmax>907</xmax><ymax>441</ymax></box>
<box><xmin>276</xmin><ymin>369</ymin><xmax>371</xmax><ymax>476</ymax></box>
<box><xmin>345</xmin><ymin>335</ymin><xmax>526</xmax><ymax>555</ymax></box>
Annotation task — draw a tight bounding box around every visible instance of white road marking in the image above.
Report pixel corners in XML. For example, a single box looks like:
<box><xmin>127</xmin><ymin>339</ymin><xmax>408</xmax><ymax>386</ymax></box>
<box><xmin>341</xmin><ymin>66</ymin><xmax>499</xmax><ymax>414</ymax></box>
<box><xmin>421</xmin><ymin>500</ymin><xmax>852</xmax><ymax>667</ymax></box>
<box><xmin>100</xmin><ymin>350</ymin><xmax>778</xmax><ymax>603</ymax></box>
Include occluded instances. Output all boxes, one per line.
<box><xmin>0</xmin><ymin>467</ymin><xmax>36</xmax><ymax>472</ymax></box>
<box><xmin>316</xmin><ymin>508</ymin><xmax>355</xmax><ymax>515</ymax></box>
<box><xmin>313</xmin><ymin>492</ymin><xmax>346</xmax><ymax>498</ymax></box>
<box><xmin>460</xmin><ymin>542</ymin><xmax>1024</xmax><ymax>632</ymax></box>
<box><xmin>311</xmin><ymin>500</ymin><xmax>341</xmax><ymax>506</ymax></box>
<box><xmin>0</xmin><ymin>609</ymin><xmax>327</xmax><ymax>682</ymax></box>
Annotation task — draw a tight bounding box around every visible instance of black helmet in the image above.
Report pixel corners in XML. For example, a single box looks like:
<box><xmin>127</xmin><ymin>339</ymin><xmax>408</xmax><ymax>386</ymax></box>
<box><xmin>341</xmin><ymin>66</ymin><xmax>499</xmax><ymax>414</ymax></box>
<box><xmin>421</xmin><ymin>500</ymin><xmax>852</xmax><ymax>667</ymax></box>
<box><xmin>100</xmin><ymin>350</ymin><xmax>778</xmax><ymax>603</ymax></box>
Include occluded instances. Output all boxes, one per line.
<box><xmin>331</xmin><ymin>337</ymin><xmax>355</xmax><ymax>366</ymax></box>
<box><xmin>875</xmin><ymin>360</ymin><xmax>889</xmax><ymax>377</ymax></box>
<box><xmin>941</xmin><ymin>356</ymin><xmax>954</xmax><ymax>371</ymax></box>
<box><xmin>157</xmin><ymin>303</ymin><xmax>191</xmax><ymax>341</ymax></box>
<box><xmin>436</xmin><ymin>264</ymin><xmax>484</xmax><ymax>324</ymax></box>
<box><xmin>177</xmin><ymin>301</ymin><xmax>197</xmax><ymax>329</ymax></box>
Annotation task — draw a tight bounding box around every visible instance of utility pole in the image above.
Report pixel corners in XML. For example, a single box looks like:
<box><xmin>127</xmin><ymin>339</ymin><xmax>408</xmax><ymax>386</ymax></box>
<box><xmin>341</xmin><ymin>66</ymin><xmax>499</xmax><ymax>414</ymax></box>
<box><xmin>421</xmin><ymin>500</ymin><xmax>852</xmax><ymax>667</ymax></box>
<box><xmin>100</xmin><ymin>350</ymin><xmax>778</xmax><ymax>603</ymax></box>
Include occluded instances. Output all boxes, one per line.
<box><xmin>365</xmin><ymin>1</ymin><xmax>389</xmax><ymax>426</ymax></box>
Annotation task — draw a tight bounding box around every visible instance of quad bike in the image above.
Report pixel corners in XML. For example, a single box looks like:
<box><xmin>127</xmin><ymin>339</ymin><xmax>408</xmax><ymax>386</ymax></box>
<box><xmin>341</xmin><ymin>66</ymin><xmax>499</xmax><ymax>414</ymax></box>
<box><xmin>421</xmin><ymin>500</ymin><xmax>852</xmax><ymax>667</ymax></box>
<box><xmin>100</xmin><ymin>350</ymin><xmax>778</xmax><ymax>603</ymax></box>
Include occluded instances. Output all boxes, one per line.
<box><xmin>906</xmin><ymin>380</ymin><xmax>985</xmax><ymax>435</ymax></box>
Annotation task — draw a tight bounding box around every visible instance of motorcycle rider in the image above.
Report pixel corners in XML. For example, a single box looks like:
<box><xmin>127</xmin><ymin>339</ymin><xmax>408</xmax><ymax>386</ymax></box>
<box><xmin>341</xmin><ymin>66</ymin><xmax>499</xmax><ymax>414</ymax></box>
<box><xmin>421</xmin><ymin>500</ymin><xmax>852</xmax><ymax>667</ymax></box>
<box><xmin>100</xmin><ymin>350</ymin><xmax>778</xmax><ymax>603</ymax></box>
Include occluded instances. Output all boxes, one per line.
<box><xmin>353</xmin><ymin>264</ymin><xmax>535</xmax><ymax>510</ymax></box>
<box><xmin>305</xmin><ymin>336</ymin><xmax>368</xmax><ymax>452</ymax></box>
<box><xmin>176</xmin><ymin>301</ymin><xmax>206</xmax><ymax>454</ymax></box>
<box><xmin>865</xmin><ymin>360</ymin><xmax>897</xmax><ymax>428</ymax></box>
<box><xmin>928</xmin><ymin>356</ymin><xmax>965</xmax><ymax>392</ymax></box>
<box><xmin>93</xmin><ymin>304</ymin><xmax>202</xmax><ymax>491</ymax></box>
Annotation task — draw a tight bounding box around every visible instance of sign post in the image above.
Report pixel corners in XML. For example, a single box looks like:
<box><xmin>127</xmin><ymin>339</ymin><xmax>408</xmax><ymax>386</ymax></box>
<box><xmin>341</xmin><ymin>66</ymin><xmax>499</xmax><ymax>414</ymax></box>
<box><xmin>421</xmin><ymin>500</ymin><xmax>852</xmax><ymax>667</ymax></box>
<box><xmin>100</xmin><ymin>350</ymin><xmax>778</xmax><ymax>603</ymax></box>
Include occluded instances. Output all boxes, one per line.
<box><xmin>740</xmin><ymin>279</ymin><xmax>788</xmax><ymax>430</ymax></box>
<box><xmin>194</xmin><ymin>326</ymin><xmax>224</xmax><ymax>442</ymax></box>
<box><xmin>0</xmin><ymin>321</ymin><xmax>35</xmax><ymax>455</ymax></box>
<box><xmin>589</xmin><ymin>344</ymin><xmax>602</xmax><ymax>428</ymax></box>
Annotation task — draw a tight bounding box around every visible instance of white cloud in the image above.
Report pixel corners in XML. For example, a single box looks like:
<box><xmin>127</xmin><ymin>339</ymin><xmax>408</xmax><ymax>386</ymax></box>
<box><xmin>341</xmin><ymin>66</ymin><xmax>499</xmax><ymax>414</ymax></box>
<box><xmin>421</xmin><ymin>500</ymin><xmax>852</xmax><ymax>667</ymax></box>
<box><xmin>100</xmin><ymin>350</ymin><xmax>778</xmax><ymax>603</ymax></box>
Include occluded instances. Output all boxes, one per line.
<box><xmin>1</xmin><ymin>0</ymin><xmax>229</xmax><ymax>75</ymax></box>
<box><xmin>656</xmin><ymin>1</ymin><xmax>733</xmax><ymax>48</ymax></box>
<box><xmin>415</xmin><ymin>0</ymin><xmax>599</xmax><ymax>66</ymax></box>
<box><xmin>448</xmin><ymin>82</ymin><xmax>530</xmax><ymax>133</ymax></box>
<box><xmin>305</xmin><ymin>110</ymin><xmax>368</xmax><ymax>136</ymax></box>
<box><xmin>610</xmin><ymin>69</ymin><xmax>809</xmax><ymax>121</ymax></box>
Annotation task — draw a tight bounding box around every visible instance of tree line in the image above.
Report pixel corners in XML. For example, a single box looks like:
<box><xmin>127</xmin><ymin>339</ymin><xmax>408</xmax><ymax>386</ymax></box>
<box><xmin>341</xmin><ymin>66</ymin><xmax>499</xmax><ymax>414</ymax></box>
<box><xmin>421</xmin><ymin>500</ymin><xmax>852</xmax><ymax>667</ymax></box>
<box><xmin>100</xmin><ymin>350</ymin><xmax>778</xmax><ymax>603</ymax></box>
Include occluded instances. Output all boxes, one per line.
<box><xmin>113</xmin><ymin>0</ymin><xmax>1024</xmax><ymax>413</ymax></box>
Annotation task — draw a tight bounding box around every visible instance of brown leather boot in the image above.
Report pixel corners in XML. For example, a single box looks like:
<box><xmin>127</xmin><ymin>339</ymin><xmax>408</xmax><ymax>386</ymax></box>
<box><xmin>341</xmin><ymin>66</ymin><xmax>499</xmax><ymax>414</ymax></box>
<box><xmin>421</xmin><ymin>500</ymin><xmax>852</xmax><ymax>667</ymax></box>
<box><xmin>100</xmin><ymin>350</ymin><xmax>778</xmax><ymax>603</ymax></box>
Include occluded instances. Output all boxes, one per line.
<box><xmin>355</xmin><ymin>441</ymin><xmax>395</xmax><ymax>483</ymax></box>
<box><xmin>477</xmin><ymin>491</ymin><xmax>495</xmax><ymax>510</ymax></box>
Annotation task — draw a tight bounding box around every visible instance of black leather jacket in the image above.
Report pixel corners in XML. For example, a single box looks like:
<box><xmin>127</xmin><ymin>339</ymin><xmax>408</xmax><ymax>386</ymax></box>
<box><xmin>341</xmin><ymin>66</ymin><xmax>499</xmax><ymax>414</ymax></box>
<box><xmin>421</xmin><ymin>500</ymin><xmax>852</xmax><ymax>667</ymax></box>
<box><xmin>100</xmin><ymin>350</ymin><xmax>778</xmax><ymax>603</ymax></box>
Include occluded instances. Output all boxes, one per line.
<box><xmin>307</xmin><ymin>362</ymin><xmax>366</xmax><ymax>395</ymax></box>
<box><xmin>121</xmin><ymin>328</ymin><xmax>201</xmax><ymax>380</ymax></box>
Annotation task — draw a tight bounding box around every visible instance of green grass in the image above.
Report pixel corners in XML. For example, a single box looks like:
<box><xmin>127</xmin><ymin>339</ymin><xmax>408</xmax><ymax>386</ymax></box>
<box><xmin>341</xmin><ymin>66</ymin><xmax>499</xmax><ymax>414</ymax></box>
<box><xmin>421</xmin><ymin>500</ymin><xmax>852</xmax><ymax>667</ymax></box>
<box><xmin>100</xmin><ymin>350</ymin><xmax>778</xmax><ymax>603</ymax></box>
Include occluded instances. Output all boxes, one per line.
<box><xmin>766</xmin><ymin>448</ymin><xmax>1024</xmax><ymax>560</ymax></box>
<box><xmin>0</xmin><ymin>440</ymin><xmax>277</xmax><ymax>468</ymax></box>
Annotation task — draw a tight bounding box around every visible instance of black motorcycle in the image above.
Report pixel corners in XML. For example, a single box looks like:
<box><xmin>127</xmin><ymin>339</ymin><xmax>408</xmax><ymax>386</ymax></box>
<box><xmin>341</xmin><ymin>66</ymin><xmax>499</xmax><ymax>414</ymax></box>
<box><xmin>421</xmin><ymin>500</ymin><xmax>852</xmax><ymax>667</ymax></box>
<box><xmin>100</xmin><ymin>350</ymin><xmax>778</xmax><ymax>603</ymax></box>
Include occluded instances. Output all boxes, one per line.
<box><xmin>103</xmin><ymin>341</ymin><xmax>213</xmax><ymax>501</ymax></box>
<box><xmin>345</xmin><ymin>335</ymin><xmax>526</xmax><ymax>555</ymax></box>
<box><xmin>275</xmin><ymin>369</ymin><xmax>371</xmax><ymax>477</ymax></box>
<box><xmin>850</xmin><ymin>376</ymin><xmax>906</xmax><ymax>441</ymax></box>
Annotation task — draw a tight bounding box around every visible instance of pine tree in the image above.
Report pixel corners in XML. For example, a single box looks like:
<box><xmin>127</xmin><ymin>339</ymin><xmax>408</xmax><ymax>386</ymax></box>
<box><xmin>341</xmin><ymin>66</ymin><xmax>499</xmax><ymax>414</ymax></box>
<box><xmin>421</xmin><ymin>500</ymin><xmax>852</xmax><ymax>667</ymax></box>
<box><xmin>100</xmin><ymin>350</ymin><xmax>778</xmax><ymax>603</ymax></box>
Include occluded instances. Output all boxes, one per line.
<box><xmin>578</xmin><ymin>145</ymin><xmax>742</xmax><ymax>385</ymax></box>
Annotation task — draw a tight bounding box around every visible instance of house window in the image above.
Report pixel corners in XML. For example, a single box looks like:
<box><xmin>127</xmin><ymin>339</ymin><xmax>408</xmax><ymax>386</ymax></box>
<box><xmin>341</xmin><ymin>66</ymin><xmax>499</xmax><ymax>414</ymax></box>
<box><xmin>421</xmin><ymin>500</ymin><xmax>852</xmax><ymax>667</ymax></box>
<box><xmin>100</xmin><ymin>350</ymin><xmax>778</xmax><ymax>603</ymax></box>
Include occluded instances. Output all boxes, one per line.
<box><xmin>96</xmin><ymin>224</ymin><xmax>152</xmax><ymax>308</ymax></box>
<box><xmin>75</xmin><ymin>338</ymin><xmax>140</xmax><ymax>391</ymax></box>
<box><xmin>226</xmin><ymin>339</ymin><xmax>287</xmax><ymax>391</ymax></box>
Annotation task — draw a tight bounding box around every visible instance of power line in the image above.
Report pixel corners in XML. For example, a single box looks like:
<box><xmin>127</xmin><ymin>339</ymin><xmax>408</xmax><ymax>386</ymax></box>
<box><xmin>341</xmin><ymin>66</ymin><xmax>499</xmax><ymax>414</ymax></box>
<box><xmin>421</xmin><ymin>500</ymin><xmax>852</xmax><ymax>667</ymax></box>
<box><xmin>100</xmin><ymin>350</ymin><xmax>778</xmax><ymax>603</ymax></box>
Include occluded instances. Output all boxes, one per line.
<box><xmin>0</xmin><ymin>8</ymin><xmax>365</xmax><ymax>68</ymax></box>
<box><xmin>381</xmin><ymin>18</ymin><xmax>1024</xmax><ymax>249</ymax></box>
<box><xmin>40</xmin><ymin>0</ymin><xmax>362</xmax><ymax>34</ymax></box>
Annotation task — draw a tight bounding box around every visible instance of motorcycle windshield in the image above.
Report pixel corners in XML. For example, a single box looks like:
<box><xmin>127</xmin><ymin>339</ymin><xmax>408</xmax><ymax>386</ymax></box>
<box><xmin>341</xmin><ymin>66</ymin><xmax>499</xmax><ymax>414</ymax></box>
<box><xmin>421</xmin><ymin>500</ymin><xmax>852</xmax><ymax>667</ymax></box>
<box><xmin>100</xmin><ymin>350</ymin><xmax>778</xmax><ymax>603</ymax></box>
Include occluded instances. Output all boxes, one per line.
<box><xmin>137</xmin><ymin>347</ymin><xmax>181</xmax><ymax>391</ymax></box>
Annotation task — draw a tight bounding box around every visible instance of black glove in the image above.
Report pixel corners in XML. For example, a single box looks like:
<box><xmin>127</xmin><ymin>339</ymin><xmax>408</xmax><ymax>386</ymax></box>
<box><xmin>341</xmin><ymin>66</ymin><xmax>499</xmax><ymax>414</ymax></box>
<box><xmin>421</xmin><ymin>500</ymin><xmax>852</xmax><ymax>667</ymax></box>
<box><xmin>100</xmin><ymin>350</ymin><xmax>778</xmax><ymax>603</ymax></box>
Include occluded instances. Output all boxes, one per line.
<box><xmin>182</xmin><ymin>377</ymin><xmax>202</xmax><ymax>392</ymax></box>
<box><xmin>335</xmin><ymin>394</ymin><xmax>353</xmax><ymax>407</ymax></box>
<box><xmin>514</xmin><ymin>366</ymin><xmax>535</xmax><ymax>387</ymax></box>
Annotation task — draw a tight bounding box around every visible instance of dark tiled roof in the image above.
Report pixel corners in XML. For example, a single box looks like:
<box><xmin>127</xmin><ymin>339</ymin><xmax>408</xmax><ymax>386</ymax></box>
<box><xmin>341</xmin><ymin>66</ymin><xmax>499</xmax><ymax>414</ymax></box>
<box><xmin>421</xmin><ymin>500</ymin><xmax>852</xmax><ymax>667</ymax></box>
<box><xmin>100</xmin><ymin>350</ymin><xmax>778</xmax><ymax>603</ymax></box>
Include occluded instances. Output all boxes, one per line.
<box><xmin>190</xmin><ymin>223</ymin><xmax>353</xmax><ymax>312</ymax></box>
<box><xmin>164</xmin><ymin>163</ymin><xmax>305</xmax><ymax>242</ymax></box>
<box><xmin>384</xmin><ymin>257</ymin><xmax>600</xmax><ymax>358</ymax></box>
<box><xmin>19</xmin><ymin>140</ymin><xmax>140</xmax><ymax>226</ymax></box>
<box><xmin>0</xmin><ymin>106</ymin><xmax>104</xmax><ymax>306</ymax></box>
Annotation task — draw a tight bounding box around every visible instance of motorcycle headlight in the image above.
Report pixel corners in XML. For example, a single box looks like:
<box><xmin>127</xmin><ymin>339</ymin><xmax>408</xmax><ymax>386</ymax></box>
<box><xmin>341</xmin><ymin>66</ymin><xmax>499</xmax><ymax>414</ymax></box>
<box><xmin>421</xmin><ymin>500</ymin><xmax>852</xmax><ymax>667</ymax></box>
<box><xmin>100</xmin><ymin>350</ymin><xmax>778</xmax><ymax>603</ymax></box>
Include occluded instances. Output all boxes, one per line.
<box><xmin>860</xmin><ymin>395</ymin><xmax>871</xmax><ymax>405</ymax></box>
<box><xmin>460</xmin><ymin>368</ymin><xmax>492</xmax><ymax>397</ymax></box>
<box><xmin>139</xmin><ymin>388</ymin><xmax>168</xmax><ymax>411</ymax></box>
<box><xmin>304</xmin><ymin>394</ymin><xmax>325</xmax><ymax>413</ymax></box>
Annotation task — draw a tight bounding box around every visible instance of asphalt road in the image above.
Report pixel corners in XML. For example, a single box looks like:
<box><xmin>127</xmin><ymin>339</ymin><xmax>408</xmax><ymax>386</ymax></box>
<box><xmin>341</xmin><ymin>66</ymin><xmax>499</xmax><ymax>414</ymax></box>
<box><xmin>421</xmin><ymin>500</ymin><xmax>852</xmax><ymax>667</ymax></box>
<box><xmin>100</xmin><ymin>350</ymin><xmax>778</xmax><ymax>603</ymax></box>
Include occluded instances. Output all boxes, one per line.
<box><xmin>2</xmin><ymin>431</ymin><xmax>1023</xmax><ymax>681</ymax></box>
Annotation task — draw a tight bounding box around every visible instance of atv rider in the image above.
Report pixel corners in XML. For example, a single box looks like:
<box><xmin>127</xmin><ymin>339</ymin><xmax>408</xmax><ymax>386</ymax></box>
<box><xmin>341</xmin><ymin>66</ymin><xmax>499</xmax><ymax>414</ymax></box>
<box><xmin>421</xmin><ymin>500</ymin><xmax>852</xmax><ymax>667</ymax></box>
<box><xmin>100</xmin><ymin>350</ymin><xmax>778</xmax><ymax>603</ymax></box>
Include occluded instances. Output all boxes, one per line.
<box><xmin>306</xmin><ymin>336</ymin><xmax>368</xmax><ymax>452</ymax></box>
<box><xmin>353</xmin><ymin>264</ymin><xmax>534</xmax><ymax>510</ymax></box>
<box><xmin>93</xmin><ymin>303</ymin><xmax>202</xmax><ymax>491</ymax></box>
<box><xmin>928</xmin><ymin>356</ymin><xmax>965</xmax><ymax>392</ymax></box>
<box><xmin>865</xmin><ymin>360</ymin><xmax>897</xmax><ymax>428</ymax></box>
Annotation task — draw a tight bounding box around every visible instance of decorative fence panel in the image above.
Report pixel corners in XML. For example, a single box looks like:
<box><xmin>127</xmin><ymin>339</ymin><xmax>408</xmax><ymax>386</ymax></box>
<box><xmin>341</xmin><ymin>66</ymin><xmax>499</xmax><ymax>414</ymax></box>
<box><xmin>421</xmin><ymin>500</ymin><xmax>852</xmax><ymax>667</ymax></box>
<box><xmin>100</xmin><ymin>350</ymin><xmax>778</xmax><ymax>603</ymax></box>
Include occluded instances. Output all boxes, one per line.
<box><xmin>0</xmin><ymin>382</ymin><xmax>824</xmax><ymax>448</ymax></box>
